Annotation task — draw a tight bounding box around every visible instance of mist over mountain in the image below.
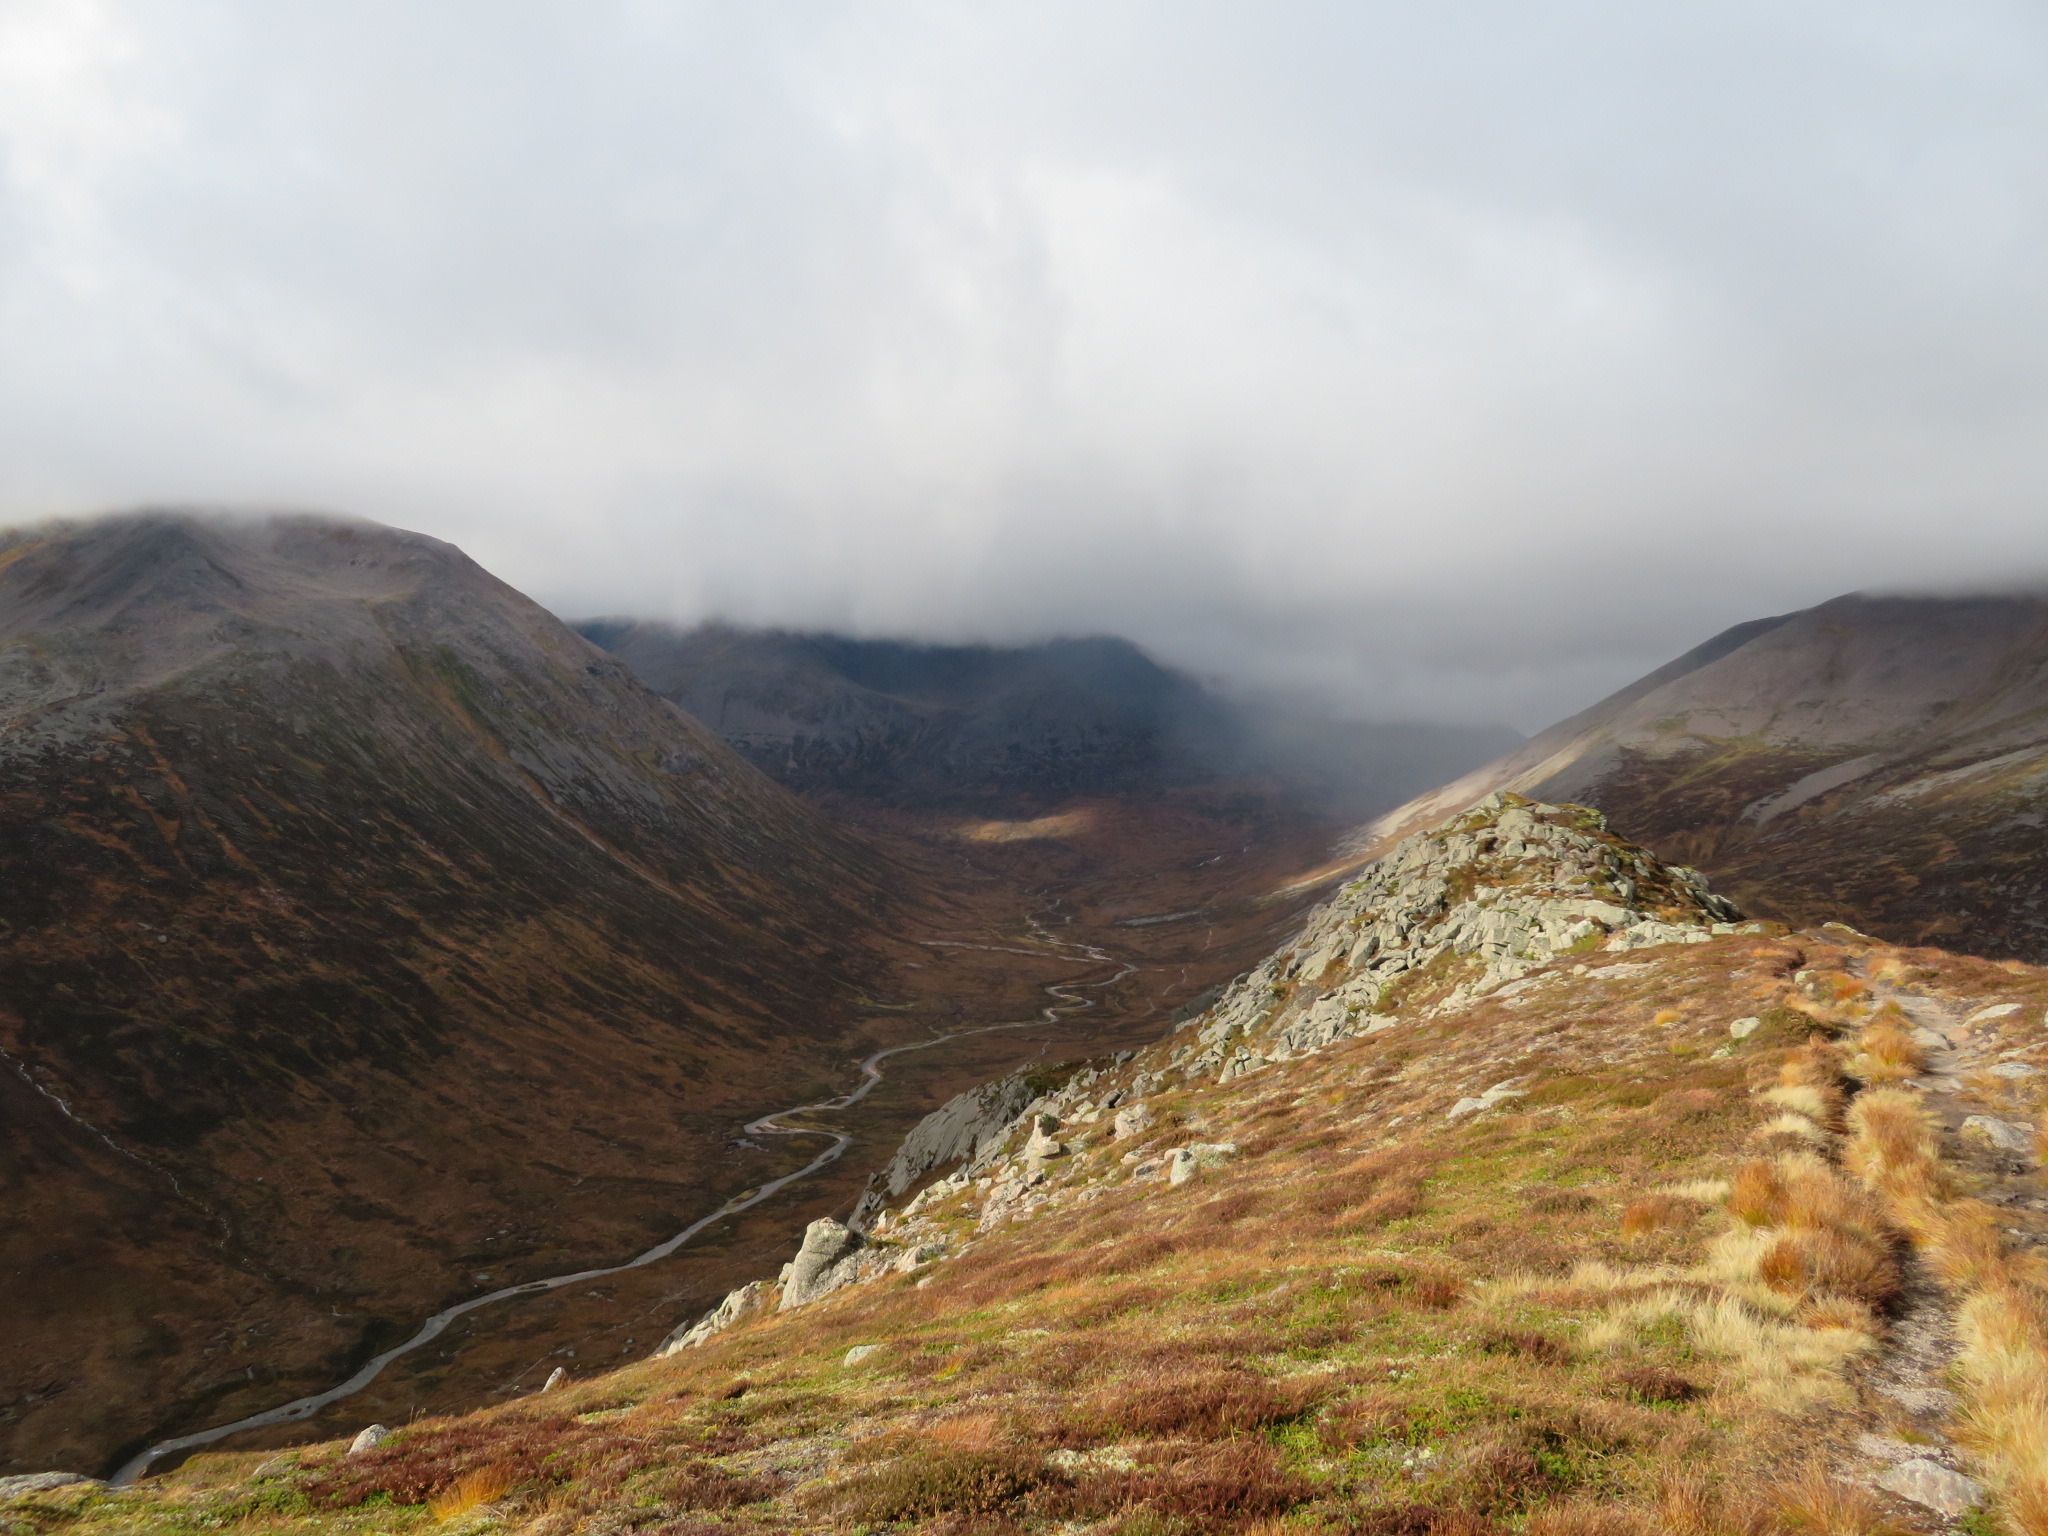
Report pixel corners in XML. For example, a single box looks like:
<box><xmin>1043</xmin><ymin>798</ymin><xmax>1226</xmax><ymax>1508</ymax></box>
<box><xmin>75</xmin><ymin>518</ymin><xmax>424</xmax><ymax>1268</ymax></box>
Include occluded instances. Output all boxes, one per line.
<box><xmin>576</xmin><ymin>620</ymin><xmax>1519</xmax><ymax>821</ymax></box>
<box><xmin>1363</xmin><ymin>589</ymin><xmax>2048</xmax><ymax>959</ymax></box>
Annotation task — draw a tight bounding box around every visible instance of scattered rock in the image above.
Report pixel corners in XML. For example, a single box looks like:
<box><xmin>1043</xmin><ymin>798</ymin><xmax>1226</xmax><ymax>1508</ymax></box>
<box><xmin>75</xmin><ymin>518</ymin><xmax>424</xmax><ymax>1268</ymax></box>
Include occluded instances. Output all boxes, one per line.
<box><xmin>1875</xmin><ymin>1458</ymin><xmax>1983</xmax><ymax>1517</ymax></box>
<box><xmin>249</xmin><ymin>1456</ymin><xmax>298</xmax><ymax>1481</ymax></box>
<box><xmin>656</xmin><ymin>1278</ymin><xmax>773</xmax><ymax>1355</ymax></box>
<box><xmin>843</xmin><ymin>1344</ymin><xmax>881</xmax><ymax>1365</ymax></box>
<box><xmin>1447</xmin><ymin>1081</ymin><xmax>1529</xmax><ymax>1118</ymax></box>
<box><xmin>1988</xmin><ymin>1061</ymin><xmax>2041</xmax><ymax>1079</ymax></box>
<box><xmin>1728</xmin><ymin>1016</ymin><xmax>1761</xmax><ymax>1039</ymax></box>
<box><xmin>874</xmin><ymin>1072</ymin><xmax>1038</xmax><ymax>1197</ymax></box>
<box><xmin>1961</xmin><ymin>1116</ymin><xmax>2033</xmax><ymax>1154</ymax></box>
<box><xmin>542</xmin><ymin>1367</ymin><xmax>569</xmax><ymax>1392</ymax></box>
<box><xmin>347</xmin><ymin>1425</ymin><xmax>389</xmax><ymax>1457</ymax></box>
<box><xmin>1111</xmin><ymin>1102</ymin><xmax>1156</xmax><ymax>1140</ymax></box>
<box><xmin>1167</xmin><ymin>1142</ymin><xmax>1238</xmax><ymax>1186</ymax></box>
<box><xmin>0</xmin><ymin>1473</ymin><xmax>101</xmax><ymax>1500</ymax></box>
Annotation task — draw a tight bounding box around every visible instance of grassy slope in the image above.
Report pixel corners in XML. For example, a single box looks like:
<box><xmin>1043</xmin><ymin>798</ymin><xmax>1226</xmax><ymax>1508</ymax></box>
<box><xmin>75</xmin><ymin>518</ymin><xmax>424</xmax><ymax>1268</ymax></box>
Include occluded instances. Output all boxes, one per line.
<box><xmin>30</xmin><ymin>826</ymin><xmax>2048</xmax><ymax>1535</ymax></box>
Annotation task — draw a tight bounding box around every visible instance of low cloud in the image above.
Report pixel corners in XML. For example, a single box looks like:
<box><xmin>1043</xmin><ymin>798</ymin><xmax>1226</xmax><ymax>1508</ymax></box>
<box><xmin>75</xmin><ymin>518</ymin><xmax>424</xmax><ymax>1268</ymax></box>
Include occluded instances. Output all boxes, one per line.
<box><xmin>4</xmin><ymin>1</ymin><xmax>2046</xmax><ymax>728</ymax></box>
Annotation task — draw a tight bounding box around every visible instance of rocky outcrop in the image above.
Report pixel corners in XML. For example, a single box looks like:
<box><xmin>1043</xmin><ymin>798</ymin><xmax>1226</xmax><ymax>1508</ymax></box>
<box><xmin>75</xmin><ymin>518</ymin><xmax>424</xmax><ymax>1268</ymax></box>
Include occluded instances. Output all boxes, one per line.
<box><xmin>872</xmin><ymin>1073</ymin><xmax>1038</xmax><ymax>1199</ymax></box>
<box><xmin>654</xmin><ymin>1280</ymin><xmax>774</xmax><ymax>1356</ymax></box>
<box><xmin>650</xmin><ymin>794</ymin><xmax>1750</xmax><ymax>1353</ymax></box>
<box><xmin>1169</xmin><ymin>793</ymin><xmax>1745</xmax><ymax>1084</ymax></box>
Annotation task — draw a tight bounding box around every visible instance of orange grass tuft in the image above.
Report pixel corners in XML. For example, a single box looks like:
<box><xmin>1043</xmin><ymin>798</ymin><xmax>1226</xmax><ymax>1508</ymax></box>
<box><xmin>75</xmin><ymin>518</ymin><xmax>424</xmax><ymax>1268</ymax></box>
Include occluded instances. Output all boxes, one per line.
<box><xmin>1620</xmin><ymin>1195</ymin><xmax>1686</xmax><ymax>1236</ymax></box>
<box><xmin>427</xmin><ymin>1464</ymin><xmax>520</xmax><ymax>1521</ymax></box>
<box><xmin>1728</xmin><ymin>1159</ymin><xmax>1788</xmax><ymax>1227</ymax></box>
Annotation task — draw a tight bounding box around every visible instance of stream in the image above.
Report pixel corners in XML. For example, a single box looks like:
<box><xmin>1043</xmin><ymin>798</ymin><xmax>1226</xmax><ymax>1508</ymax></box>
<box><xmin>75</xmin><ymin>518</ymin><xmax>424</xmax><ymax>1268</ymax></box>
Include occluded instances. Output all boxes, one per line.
<box><xmin>112</xmin><ymin>916</ymin><xmax>1135</xmax><ymax>1486</ymax></box>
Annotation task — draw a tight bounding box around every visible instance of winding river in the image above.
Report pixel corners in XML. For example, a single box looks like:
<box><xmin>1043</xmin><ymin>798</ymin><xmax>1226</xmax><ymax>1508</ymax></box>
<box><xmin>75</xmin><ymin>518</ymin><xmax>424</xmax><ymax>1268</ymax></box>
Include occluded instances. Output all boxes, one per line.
<box><xmin>112</xmin><ymin>917</ymin><xmax>1134</xmax><ymax>1486</ymax></box>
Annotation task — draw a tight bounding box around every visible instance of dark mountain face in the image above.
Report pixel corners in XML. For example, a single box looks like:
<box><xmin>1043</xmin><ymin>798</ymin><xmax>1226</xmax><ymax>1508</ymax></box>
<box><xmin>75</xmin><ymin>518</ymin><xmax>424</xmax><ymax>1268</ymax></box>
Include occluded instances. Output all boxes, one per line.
<box><xmin>0</xmin><ymin>514</ymin><xmax>909</xmax><ymax>1474</ymax></box>
<box><xmin>575</xmin><ymin>620</ymin><xmax>1521</xmax><ymax>820</ymax></box>
<box><xmin>573</xmin><ymin>622</ymin><xmax>1245</xmax><ymax>808</ymax></box>
<box><xmin>1360</xmin><ymin>591</ymin><xmax>2048</xmax><ymax>959</ymax></box>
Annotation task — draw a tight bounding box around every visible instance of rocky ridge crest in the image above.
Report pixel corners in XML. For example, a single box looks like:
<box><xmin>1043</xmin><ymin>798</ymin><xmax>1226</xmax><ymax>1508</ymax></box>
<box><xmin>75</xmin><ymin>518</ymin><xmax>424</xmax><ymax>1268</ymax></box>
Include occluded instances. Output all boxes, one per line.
<box><xmin>660</xmin><ymin>792</ymin><xmax>1751</xmax><ymax>1351</ymax></box>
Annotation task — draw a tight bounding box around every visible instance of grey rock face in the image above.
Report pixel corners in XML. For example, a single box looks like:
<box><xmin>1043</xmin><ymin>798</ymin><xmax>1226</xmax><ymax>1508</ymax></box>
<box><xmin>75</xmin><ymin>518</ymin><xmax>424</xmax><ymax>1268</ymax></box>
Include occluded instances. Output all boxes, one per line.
<box><xmin>876</xmin><ymin>1073</ymin><xmax>1038</xmax><ymax>1198</ymax></box>
<box><xmin>1875</xmin><ymin>1458</ymin><xmax>1983</xmax><ymax>1516</ymax></box>
<box><xmin>656</xmin><ymin>1278</ymin><xmax>774</xmax><ymax>1355</ymax></box>
<box><xmin>780</xmin><ymin>1218</ymin><xmax>862</xmax><ymax>1311</ymax></box>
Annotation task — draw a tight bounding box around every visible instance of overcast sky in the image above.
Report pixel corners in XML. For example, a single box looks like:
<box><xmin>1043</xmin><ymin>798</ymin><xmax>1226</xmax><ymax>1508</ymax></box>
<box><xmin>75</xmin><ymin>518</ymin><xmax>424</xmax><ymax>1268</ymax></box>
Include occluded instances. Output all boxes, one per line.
<box><xmin>4</xmin><ymin>2</ymin><xmax>2046</xmax><ymax>728</ymax></box>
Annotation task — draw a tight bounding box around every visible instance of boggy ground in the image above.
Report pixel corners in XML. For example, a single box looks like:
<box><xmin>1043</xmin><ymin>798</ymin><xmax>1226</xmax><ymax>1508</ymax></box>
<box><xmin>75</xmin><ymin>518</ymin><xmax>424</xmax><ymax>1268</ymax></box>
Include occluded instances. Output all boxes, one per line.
<box><xmin>46</xmin><ymin>878</ymin><xmax>2048</xmax><ymax>1535</ymax></box>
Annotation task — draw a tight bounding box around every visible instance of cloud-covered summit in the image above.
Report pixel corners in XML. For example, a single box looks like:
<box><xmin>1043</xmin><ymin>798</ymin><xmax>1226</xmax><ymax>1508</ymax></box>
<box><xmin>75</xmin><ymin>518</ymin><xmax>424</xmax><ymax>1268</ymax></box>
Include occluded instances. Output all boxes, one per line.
<box><xmin>3</xmin><ymin>1</ymin><xmax>2046</xmax><ymax>726</ymax></box>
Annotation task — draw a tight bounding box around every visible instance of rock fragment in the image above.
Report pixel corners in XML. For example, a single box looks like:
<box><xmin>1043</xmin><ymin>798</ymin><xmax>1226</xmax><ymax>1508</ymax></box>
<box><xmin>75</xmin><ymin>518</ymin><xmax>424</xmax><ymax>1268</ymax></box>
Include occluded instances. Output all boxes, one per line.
<box><xmin>347</xmin><ymin>1425</ymin><xmax>389</xmax><ymax>1456</ymax></box>
<box><xmin>1875</xmin><ymin>1458</ymin><xmax>1983</xmax><ymax>1517</ymax></box>
<box><xmin>1961</xmin><ymin>1116</ymin><xmax>2033</xmax><ymax>1153</ymax></box>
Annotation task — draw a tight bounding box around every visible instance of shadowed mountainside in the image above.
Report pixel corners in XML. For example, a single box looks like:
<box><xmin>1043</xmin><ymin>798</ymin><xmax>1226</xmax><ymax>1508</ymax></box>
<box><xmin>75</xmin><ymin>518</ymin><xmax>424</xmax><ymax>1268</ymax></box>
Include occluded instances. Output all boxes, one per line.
<box><xmin>575</xmin><ymin>620</ymin><xmax>1518</xmax><ymax>821</ymax></box>
<box><xmin>0</xmin><ymin>513</ymin><xmax>920</xmax><ymax>1474</ymax></box>
<box><xmin>1354</xmin><ymin>591</ymin><xmax>2048</xmax><ymax>959</ymax></box>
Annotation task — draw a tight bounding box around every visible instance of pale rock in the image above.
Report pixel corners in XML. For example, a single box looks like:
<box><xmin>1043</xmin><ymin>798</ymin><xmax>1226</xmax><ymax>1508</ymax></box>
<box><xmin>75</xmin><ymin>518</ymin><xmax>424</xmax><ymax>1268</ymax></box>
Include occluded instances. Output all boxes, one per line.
<box><xmin>1965</xmin><ymin>1003</ymin><xmax>2023</xmax><ymax>1025</ymax></box>
<box><xmin>780</xmin><ymin>1218</ymin><xmax>861</xmax><ymax>1310</ymax></box>
<box><xmin>843</xmin><ymin>1344</ymin><xmax>881</xmax><ymax>1365</ymax></box>
<box><xmin>1167</xmin><ymin>1142</ymin><xmax>1238</xmax><ymax>1186</ymax></box>
<box><xmin>1875</xmin><ymin>1458</ymin><xmax>1983</xmax><ymax>1517</ymax></box>
<box><xmin>347</xmin><ymin>1425</ymin><xmax>389</xmax><ymax>1456</ymax></box>
<box><xmin>656</xmin><ymin>1278</ymin><xmax>772</xmax><ymax>1355</ymax></box>
<box><xmin>1988</xmin><ymin>1061</ymin><xmax>2041</xmax><ymax>1079</ymax></box>
<box><xmin>1729</xmin><ymin>1017</ymin><xmax>1761</xmax><ymax>1039</ymax></box>
<box><xmin>1447</xmin><ymin>1082</ymin><xmax>1529</xmax><ymax>1118</ymax></box>
<box><xmin>1961</xmin><ymin>1116</ymin><xmax>2033</xmax><ymax>1153</ymax></box>
<box><xmin>1112</xmin><ymin>1102</ymin><xmax>1156</xmax><ymax>1140</ymax></box>
<box><xmin>542</xmin><ymin>1367</ymin><xmax>568</xmax><ymax>1392</ymax></box>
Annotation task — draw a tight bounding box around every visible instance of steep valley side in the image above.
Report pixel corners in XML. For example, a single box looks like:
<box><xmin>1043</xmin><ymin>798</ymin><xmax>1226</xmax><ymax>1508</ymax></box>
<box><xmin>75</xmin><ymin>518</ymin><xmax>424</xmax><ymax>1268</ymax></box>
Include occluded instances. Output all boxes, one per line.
<box><xmin>0</xmin><ymin>514</ymin><xmax>1350</xmax><ymax>1477</ymax></box>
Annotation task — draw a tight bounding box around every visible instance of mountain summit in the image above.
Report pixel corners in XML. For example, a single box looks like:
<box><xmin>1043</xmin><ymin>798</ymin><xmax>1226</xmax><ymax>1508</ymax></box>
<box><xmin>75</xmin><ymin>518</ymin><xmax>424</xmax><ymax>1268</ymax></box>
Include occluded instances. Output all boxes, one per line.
<box><xmin>0</xmin><ymin>512</ymin><xmax>905</xmax><ymax>1474</ymax></box>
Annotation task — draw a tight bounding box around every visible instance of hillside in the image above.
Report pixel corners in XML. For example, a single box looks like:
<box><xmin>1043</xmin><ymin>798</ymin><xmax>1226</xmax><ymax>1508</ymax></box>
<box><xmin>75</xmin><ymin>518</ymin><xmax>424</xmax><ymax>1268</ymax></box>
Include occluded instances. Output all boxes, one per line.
<box><xmin>1358</xmin><ymin>592</ymin><xmax>2048</xmax><ymax>960</ymax></box>
<box><xmin>0</xmin><ymin>513</ymin><xmax>926</xmax><ymax>1477</ymax></box>
<box><xmin>54</xmin><ymin>793</ymin><xmax>2048</xmax><ymax>1534</ymax></box>
<box><xmin>575</xmin><ymin>621</ymin><xmax>1518</xmax><ymax>820</ymax></box>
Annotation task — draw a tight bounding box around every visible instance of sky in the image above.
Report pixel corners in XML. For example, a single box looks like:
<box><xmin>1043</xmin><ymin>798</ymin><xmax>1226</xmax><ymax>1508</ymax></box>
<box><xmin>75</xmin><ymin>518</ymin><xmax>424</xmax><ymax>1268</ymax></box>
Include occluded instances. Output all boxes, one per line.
<box><xmin>3</xmin><ymin>2</ymin><xmax>2047</xmax><ymax>730</ymax></box>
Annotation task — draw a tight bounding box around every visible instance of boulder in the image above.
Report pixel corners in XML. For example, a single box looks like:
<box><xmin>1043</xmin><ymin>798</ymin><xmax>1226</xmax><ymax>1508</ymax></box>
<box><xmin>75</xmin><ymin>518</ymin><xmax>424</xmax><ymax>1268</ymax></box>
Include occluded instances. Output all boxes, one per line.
<box><xmin>1112</xmin><ymin>1102</ymin><xmax>1156</xmax><ymax>1140</ymax></box>
<box><xmin>542</xmin><ymin>1367</ymin><xmax>568</xmax><ymax>1392</ymax></box>
<box><xmin>780</xmin><ymin>1218</ymin><xmax>862</xmax><ymax>1311</ymax></box>
<box><xmin>1729</xmin><ymin>1017</ymin><xmax>1761</xmax><ymax>1039</ymax></box>
<box><xmin>1961</xmin><ymin>1116</ymin><xmax>2033</xmax><ymax>1154</ymax></box>
<box><xmin>1875</xmin><ymin>1458</ymin><xmax>1983</xmax><ymax>1517</ymax></box>
<box><xmin>347</xmin><ymin>1425</ymin><xmax>389</xmax><ymax>1456</ymax></box>
<box><xmin>844</xmin><ymin>1344</ymin><xmax>881</xmax><ymax>1365</ymax></box>
<box><xmin>1167</xmin><ymin>1142</ymin><xmax>1238</xmax><ymax>1186</ymax></box>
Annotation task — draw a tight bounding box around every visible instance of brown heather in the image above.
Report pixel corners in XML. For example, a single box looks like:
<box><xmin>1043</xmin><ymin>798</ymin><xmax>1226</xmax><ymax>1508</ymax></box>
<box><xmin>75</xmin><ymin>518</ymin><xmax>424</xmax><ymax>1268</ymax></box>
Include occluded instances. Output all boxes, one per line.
<box><xmin>55</xmin><ymin>902</ymin><xmax>2048</xmax><ymax>1536</ymax></box>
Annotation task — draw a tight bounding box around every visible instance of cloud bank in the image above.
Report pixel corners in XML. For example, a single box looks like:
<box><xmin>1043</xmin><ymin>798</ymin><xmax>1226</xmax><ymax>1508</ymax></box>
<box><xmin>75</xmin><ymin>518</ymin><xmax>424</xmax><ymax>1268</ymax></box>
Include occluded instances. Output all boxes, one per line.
<box><xmin>3</xmin><ymin>1</ymin><xmax>2046</xmax><ymax>726</ymax></box>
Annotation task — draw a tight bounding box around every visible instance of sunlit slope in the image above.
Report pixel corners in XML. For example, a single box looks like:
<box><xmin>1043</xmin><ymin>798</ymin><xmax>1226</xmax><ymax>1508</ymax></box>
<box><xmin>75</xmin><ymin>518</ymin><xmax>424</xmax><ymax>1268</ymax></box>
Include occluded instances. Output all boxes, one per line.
<box><xmin>72</xmin><ymin>795</ymin><xmax>2048</xmax><ymax>1533</ymax></box>
<box><xmin>0</xmin><ymin>512</ymin><xmax>907</xmax><ymax>1475</ymax></box>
